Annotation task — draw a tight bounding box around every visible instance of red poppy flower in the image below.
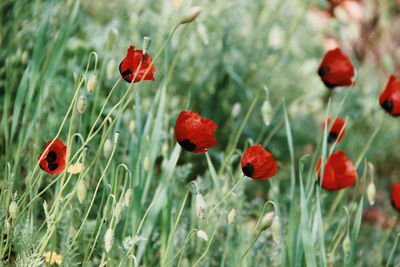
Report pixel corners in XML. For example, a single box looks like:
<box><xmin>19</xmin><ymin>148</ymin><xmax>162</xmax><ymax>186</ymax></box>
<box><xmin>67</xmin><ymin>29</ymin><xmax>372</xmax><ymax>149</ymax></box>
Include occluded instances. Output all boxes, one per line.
<box><xmin>317</xmin><ymin>48</ymin><xmax>355</xmax><ymax>89</ymax></box>
<box><xmin>315</xmin><ymin>150</ymin><xmax>357</xmax><ymax>191</ymax></box>
<box><xmin>174</xmin><ymin>111</ymin><xmax>217</xmax><ymax>153</ymax></box>
<box><xmin>241</xmin><ymin>145</ymin><xmax>278</xmax><ymax>180</ymax></box>
<box><xmin>322</xmin><ymin>117</ymin><xmax>346</xmax><ymax>143</ymax></box>
<box><xmin>391</xmin><ymin>182</ymin><xmax>400</xmax><ymax>211</ymax></box>
<box><xmin>119</xmin><ymin>45</ymin><xmax>156</xmax><ymax>83</ymax></box>
<box><xmin>38</xmin><ymin>139</ymin><xmax>67</xmax><ymax>175</ymax></box>
<box><xmin>379</xmin><ymin>75</ymin><xmax>400</xmax><ymax>116</ymax></box>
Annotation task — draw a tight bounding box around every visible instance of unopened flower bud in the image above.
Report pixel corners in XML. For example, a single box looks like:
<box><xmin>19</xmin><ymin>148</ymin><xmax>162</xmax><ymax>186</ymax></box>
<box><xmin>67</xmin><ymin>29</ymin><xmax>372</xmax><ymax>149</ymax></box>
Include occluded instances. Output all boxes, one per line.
<box><xmin>129</xmin><ymin>120</ymin><xmax>136</xmax><ymax>134</ymax></box>
<box><xmin>77</xmin><ymin>94</ymin><xmax>87</xmax><ymax>114</ymax></box>
<box><xmin>104</xmin><ymin>228</ymin><xmax>114</xmax><ymax>252</ymax></box>
<box><xmin>261</xmin><ymin>100</ymin><xmax>273</xmax><ymax>126</ymax></box>
<box><xmin>367</xmin><ymin>182</ymin><xmax>376</xmax><ymax>206</ymax></box>
<box><xmin>103</xmin><ymin>139</ymin><xmax>113</xmax><ymax>158</ymax></box>
<box><xmin>114</xmin><ymin>202</ymin><xmax>123</xmax><ymax>223</ymax></box>
<box><xmin>124</xmin><ymin>189</ymin><xmax>133</xmax><ymax>207</ymax></box>
<box><xmin>260</xmin><ymin>211</ymin><xmax>275</xmax><ymax>231</ymax></box>
<box><xmin>180</xmin><ymin>6</ymin><xmax>202</xmax><ymax>24</ymax></box>
<box><xmin>195</xmin><ymin>194</ymin><xmax>206</xmax><ymax>219</ymax></box>
<box><xmin>197</xmin><ymin>230</ymin><xmax>208</xmax><ymax>241</ymax></box>
<box><xmin>87</xmin><ymin>73</ymin><xmax>98</xmax><ymax>94</ymax></box>
<box><xmin>143</xmin><ymin>156</ymin><xmax>150</xmax><ymax>171</ymax></box>
<box><xmin>76</xmin><ymin>179</ymin><xmax>87</xmax><ymax>204</ymax></box>
<box><xmin>143</xmin><ymin>36</ymin><xmax>151</xmax><ymax>55</ymax></box>
<box><xmin>228</xmin><ymin>208</ymin><xmax>236</xmax><ymax>225</ymax></box>
<box><xmin>114</xmin><ymin>131</ymin><xmax>120</xmax><ymax>144</ymax></box>
<box><xmin>271</xmin><ymin>215</ymin><xmax>281</xmax><ymax>245</ymax></box>
<box><xmin>106</xmin><ymin>59</ymin><xmax>116</xmax><ymax>80</ymax></box>
<box><xmin>342</xmin><ymin>234</ymin><xmax>351</xmax><ymax>255</ymax></box>
<box><xmin>231</xmin><ymin>103</ymin><xmax>241</xmax><ymax>118</ymax></box>
<box><xmin>9</xmin><ymin>200</ymin><xmax>18</xmax><ymax>220</ymax></box>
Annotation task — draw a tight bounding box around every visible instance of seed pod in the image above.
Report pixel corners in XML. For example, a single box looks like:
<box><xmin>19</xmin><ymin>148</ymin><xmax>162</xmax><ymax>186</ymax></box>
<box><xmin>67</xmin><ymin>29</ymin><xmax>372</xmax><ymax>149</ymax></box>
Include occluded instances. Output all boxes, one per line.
<box><xmin>260</xmin><ymin>211</ymin><xmax>275</xmax><ymax>231</ymax></box>
<box><xmin>366</xmin><ymin>182</ymin><xmax>376</xmax><ymax>206</ymax></box>
<box><xmin>180</xmin><ymin>6</ymin><xmax>202</xmax><ymax>24</ymax></box>
<box><xmin>87</xmin><ymin>73</ymin><xmax>98</xmax><ymax>94</ymax></box>
<box><xmin>106</xmin><ymin>59</ymin><xmax>116</xmax><ymax>80</ymax></box>
<box><xmin>104</xmin><ymin>228</ymin><xmax>114</xmax><ymax>252</ymax></box>
<box><xmin>231</xmin><ymin>103</ymin><xmax>241</xmax><ymax>118</ymax></box>
<box><xmin>342</xmin><ymin>234</ymin><xmax>351</xmax><ymax>255</ymax></box>
<box><xmin>261</xmin><ymin>100</ymin><xmax>273</xmax><ymax>126</ymax></box>
<box><xmin>228</xmin><ymin>208</ymin><xmax>236</xmax><ymax>225</ymax></box>
<box><xmin>124</xmin><ymin>189</ymin><xmax>133</xmax><ymax>207</ymax></box>
<box><xmin>76</xmin><ymin>179</ymin><xmax>87</xmax><ymax>204</ymax></box>
<box><xmin>9</xmin><ymin>200</ymin><xmax>18</xmax><ymax>220</ymax></box>
<box><xmin>77</xmin><ymin>94</ymin><xmax>87</xmax><ymax>114</ymax></box>
<box><xmin>129</xmin><ymin>120</ymin><xmax>136</xmax><ymax>134</ymax></box>
<box><xmin>195</xmin><ymin>193</ymin><xmax>206</xmax><ymax>219</ymax></box>
<box><xmin>103</xmin><ymin>139</ymin><xmax>113</xmax><ymax>158</ymax></box>
<box><xmin>271</xmin><ymin>215</ymin><xmax>281</xmax><ymax>245</ymax></box>
<box><xmin>197</xmin><ymin>230</ymin><xmax>208</xmax><ymax>241</ymax></box>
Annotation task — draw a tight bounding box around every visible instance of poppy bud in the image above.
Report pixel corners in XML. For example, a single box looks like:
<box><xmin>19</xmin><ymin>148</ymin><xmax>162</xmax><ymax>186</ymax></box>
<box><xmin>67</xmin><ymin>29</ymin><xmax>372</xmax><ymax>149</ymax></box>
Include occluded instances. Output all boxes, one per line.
<box><xmin>366</xmin><ymin>182</ymin><xmax>376</xmax><ymax>206</ymax></box>
<box><xmin>104</xmin><ymin>228</ymin><xmax>114</xmax><ymax>252</ymax></box>
<box><xmin>114</xmin><ymin>202</ymin><xmax>123</xmax><ymax>223</ymax></box>
<box><xmin>124</xmin><ymin>189</ymin><xmax>133</xmax><ymax>207</ymax></box>
<box><xmin>103</xmin><ymin>139</ymin><xmax>113</xmax><ymax>158</ymax></box>
<box><xmin>195</xmin><ymin>193</ymin><xmax>207</xmax><ymax>219</ymax></box>
<box><xmin>180</xmin><ymin>6</ymin><xmax>202</xmax><ymax>24</ymax></box>
<box><xmin>342</xmin><ymin>234</ymin><xmax>351</xmax><ymax>256</ymax></box>
<box><xmin>9</xmin><ymin>200</ymin><xmax>18</xmax><ymax>220</ymax></box>
<box><xmin>76</xmin><ymin>179</ymin><xmax>87</xmax><ymax>204</ymax></box>
<box><xmin>129</xmin><ymin>120</ymin><xmax>136</xmax><ymax>134</ymax></box>
<box><xmin>87</xmin><ymin>73</ymin><xmax>98</xmax><ymax>94</ymax></box>
<box><xmin>143</xmin><ymin>156</ymin><xmax>150</xmax><ymax>171</ymax></box>
<box><xmin>271</xmin><ymin>215</ymin><xmax>281</xmax><ymax>245</ymax></box>
<box><xmin>106</xmin><ymin>59</ymin><xmax>116</xmax><ymax>80</ymax></box>
<box><xmin>261</xmin><ymin>100</ymin><xmax>273</xmax><ymax>126</ymax></box>
<box><xmin>142</xmin><ymin>36</ymin><xmax>151</xmax><ymax>56</ymax></box>
<box><xmin>196</xmin><ymin>230</ymin><xmax>208</xmax><ymax>241</ymax></box>
<box><xmin>231</xmin><ymin>103</ymin><xmax>241</xmax><ymax>118</ymax></box>
<box><xmin>228</xmin><ymin>208</ymin><xmax>237</xmax><ymax>225</ymax></box>
<box><xmin>259</xmin><ymin>211</ymin><xmax>275</xmax><ymax>231</ymax></box>
<box><xmin>77</xmin><ymin>94</ymin><xmax>87</xmax><ymax>114</ymax></box>
<box><xmin>114</xmin><ymin>131</ymin><xmax>121</xmax><ymax>144</ymax></box>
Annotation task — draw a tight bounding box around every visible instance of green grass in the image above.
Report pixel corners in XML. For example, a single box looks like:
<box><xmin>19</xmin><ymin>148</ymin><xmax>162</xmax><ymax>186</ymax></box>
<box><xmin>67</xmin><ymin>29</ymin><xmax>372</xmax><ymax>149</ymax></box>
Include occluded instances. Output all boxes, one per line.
<box><xmin>1</xmin><ymin>0</ymin><xmax>400</xmax><ymax>266</ymax></box>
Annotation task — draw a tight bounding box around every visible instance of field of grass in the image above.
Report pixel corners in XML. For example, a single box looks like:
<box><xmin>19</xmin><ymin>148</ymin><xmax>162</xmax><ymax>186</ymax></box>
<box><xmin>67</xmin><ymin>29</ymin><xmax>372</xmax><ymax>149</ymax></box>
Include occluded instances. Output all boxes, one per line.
<box><xmin>1</xmin><ymin>0</ymin><xmax>400</xmax><ymax>266</ymax></box>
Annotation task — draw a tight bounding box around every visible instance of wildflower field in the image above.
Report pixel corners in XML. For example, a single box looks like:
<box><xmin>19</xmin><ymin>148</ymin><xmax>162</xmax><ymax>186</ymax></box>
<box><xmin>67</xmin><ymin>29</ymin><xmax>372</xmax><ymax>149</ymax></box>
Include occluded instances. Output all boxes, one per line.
<box><xmin>1</xmin><ymin>0</ymin><xmax>400</xmax><ymax>266</ymax></box>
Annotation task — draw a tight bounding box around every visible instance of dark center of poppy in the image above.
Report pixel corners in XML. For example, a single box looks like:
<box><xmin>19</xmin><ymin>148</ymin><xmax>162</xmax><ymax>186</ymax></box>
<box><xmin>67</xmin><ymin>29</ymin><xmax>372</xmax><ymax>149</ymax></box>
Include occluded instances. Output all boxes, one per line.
<box><xmin>179</xmin><ymin>139</ymin><xmax>196</xmax><ymax>151</ymax></box>
<box><xmin>48</xmin><ymin>162</ymin><xmax>59</xmax><ymax>171</ymax></box>
<box><xmin>242</xmin><ymin>163</ymin><xmax>255</xmax><ymax>177</ymax></box>
<box><xmin>327</xmin><ymin>132</ymin><xmax>338</xmax><ymax>143</ymax></box>
<box><xmin>381</xmin><ymin>99</ymin><xmax>393</xmax><ymax>113</ymax></box>
<box><xmin>46</xmin><ymin>151</ymin><xmax>57</xmax><ymax>163</ymax></box>
<box><xmin>323</xmin><ymin>81</ymin><xmax>336</xmax><ymax>89</ymax></box>
<box><xmin>318</xmin><ymin>66</ymin><xmax>330</xmax><ymax>78</ymax></box>
<box><xmin>121</xmin><ymin>68</ymin><xmax>132</xmax><ymax>77</ymax></box>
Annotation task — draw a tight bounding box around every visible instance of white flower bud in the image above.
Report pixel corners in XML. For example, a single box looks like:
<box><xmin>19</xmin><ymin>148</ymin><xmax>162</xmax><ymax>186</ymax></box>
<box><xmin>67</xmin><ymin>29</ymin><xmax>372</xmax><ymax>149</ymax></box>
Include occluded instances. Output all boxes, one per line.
<box><xmin>195</xmin><ymin>194</ymin><xmax>207</xmax><ymax>219</ymax></box>
<box><xmin>261</xmin><ymin>100</ymin><xmax>273</xmax><ymax>126</ymax></box>
<box><xmin>143</xmin><ymin>36</ymin><xmax>151</xmax><ymax>55</ymax></box>
<box><xmin>180</xmin><ymin>6</ymin><xmax>202</xmax><ymax>24</ymax></box>
<box><xmin>87</xmin><ymin>73</ymin><xmax>98</xmax><ymax>94</ymax></box>
<box><xmin>9</xmin><ymin>200</ymin><xmax>18</xmax><ymax>220</ymax></box>
<box><xmin>104</xmin><ymin>228</ymin><xmax>114</xmax><ymax>252</ymax></box>
<box><xmin>228</xmin><ymin>208</ymin><xmax>236</xmax><ymax>225</ymax></box>
<box><xmin>129</xmin><ymin>120</ymin><xmax>136</xmax><ymax>134</ymax></box>
<box><xmin>260</xmin><ymin>211</ymin><xmax>275</xmax><ymax>231</ymax></box>
<box><xmin>114</xmin><ymin>131</ymin><xmax>120</xmax><ymax>144</ymax></box>
<box><xmin>271</xmin><ymin>215</ymin><xmax>281</xmax><ymax>245</ymax></box>
<box><xmin>124</xmin><ymin>189</ymin><xmax>133</xmax><ymax>207</ymax></box>
<box><xmin>103</xmin><ymin>139</ymin><xmax>113</xmax><ymax>158</ymax></box>
<box><xmin>77</xmin><ymin>94</ymin><xmax>87</xmax><ymax>114</ymax></box>
<box><xmin>76</xmin><ymin>179</ymin><xmax>87</xmax><ymax>204</ymax></box>
<box><xmin>114</xmin><ymin>202</ymin><xmax>123</xmax><ymax>223</ymax></box>
<box><xmin>231</xmin><ymin>103</ymin><xmax>241</xmax><ymax>118</ymax></box>
<box><xmin>106</xmin><ymin>59</ymin><xmax>116</xmax><ymax>80</ymax></box>
<box><xmin>197</xmin><ymin>230</ymin><xmax>208</xmax><ymax>241</ymax></box>
<box><xmin>367</xmin><ymin>182</ymin><xmax>376</xmax><ymax>206</ymax></box>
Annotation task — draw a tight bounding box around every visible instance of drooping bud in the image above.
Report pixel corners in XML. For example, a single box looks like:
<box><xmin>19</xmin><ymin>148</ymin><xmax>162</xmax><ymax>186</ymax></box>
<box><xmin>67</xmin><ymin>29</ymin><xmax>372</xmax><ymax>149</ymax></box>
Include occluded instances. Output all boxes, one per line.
<box><xmin>9</xmin><ymin>200</ymin><xmax>18</xmax><ymax>220</ymax></box>
<box><xmin>124</xmin><ymin>189</ymin><xmax>133</xmax><ymax>207</ymax></box>
<box><xmin>259</xmin><ymin>211</ymin><xmax>275</xmax><ymax>231</ymax></box>
<box><xmin>114</xmin><ymin>202</ymin><xmax>123</xmax><ymax>223</ymax></box>
<box><xmin>103</xmin><ymin>139</ymin><xmax>113</xmax><ymax>158</ymax></box>
<box><xmin>180</xmin><ymin>6</ymin><xmax>202</xmax><ymax>24</ymax></box>
<box><xmin>142</xmin><ymin>36</ymin><xmax>151</xmax><ymax>56</ymax></box>
<box><xmin>77</xmin><ymin>94</ymin><xmax>87</xmax><ymax>114</ymax></box>
<box><xmin>104</xmin><ymin>228</ymin><xmax>114</xmax><ymax>252</ymax></box>
<box><xmin>261</xmin><ymin>100</ymin><xmax>273</xmax><ymax>126</ymax></box>
<box><xmin>366</xmin><ymin>182</ymin><xmax>376</xmax><ymax>206</ymax></box>
<box><xmin>271</xmin><ymin>215</ymin><xmax>281</xmax><ymax>245</ymax></box>
<box><xmin>231</xmin><ymin>103</ymin><xmax>241</xmax><ymax>118</ymax></box>
<box><xmin>106</xmin><ymin>59</ymin><xmax>116</xmax><ymax>80</ymax></box>
<box><xmin>342</xmin><ymin>233</ymin><xmax>351</xmax><ymax>256</ymax></box>
<box><xmin>197</xmin><ymin>230</ymin><xmax>208</xmax><ymax>241</ymax></box>
<box><xmin>87</xmin><ymin>73</ymin><xmax>98</xmax><ymax>94</ymax></box>
<box><xmin>228</xmin><ymin>208</ymin><xmax>236</xmax><ymax>225</ymax></box>
<box><xmin>195</xmin><ymin>193</ymin><xmax>207</xmax><ymax>219</ymax></box>
<box><xmin>76</xmin><ymin>179</ymin><xmax>87</xmax><ymax>204</ymax></box>
<box><xmin>129</xmin><ymin>120</ymin><xmax>136</xmax><ymax>134</ymax></box>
